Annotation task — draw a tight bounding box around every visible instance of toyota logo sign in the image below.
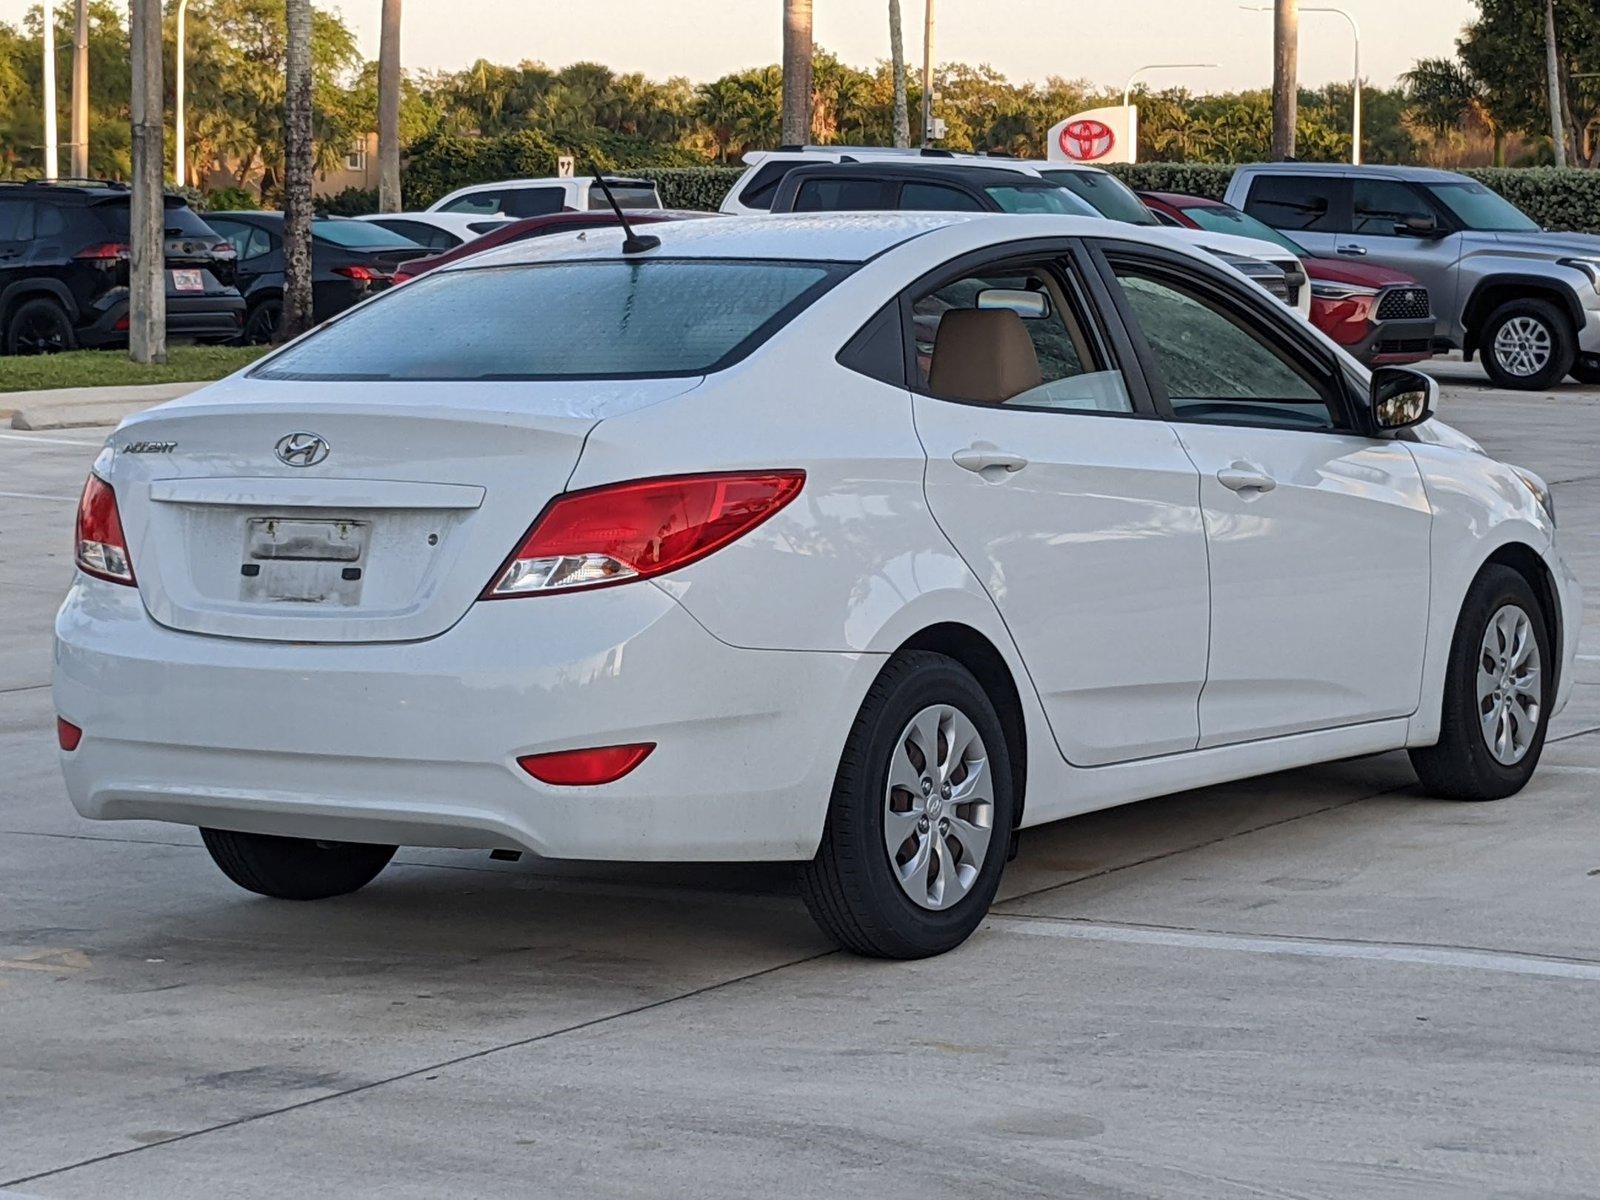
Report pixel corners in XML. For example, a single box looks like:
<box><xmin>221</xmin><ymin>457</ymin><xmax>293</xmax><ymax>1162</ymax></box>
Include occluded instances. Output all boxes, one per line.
<box><xmin>1059</xmin><ymin>119</ymin><xmax>1116</xmax><ymax>162</ymax></box>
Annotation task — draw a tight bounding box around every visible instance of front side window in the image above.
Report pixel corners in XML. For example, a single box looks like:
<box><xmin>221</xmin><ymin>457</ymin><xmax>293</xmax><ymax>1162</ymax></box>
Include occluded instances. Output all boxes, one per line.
<box><xmin>1425</xmin><ymin>181</ymin><xmax>1538</xmax><ymax>232</ymax></box>
<box><xmin>1352</xmin><ymin>179</ymin><xmax>1441</xmax><ymax>236</ymax></box>
<box><xmin>0</xmin><ymin>200</ymin><xmax>34</xmax><ymax>242</ymax></box>
<box><xmin>1243</xmin><ymin>175</ymin><xmax>1347</xmax><ymax>233</ymax></box>
<box><xmin>1112</xmin><ymin>263</ymin><xmax>1334</xmax><ymax>430</ymax></box>
<box><xmin>253</xmin><ymin>258</ymin><xmax>850</xmax><ymax>382</ymax></box>
<box><xmin>909</xmin><ymin>260</ymin><xmax>1133</xmax><ymax>414</ymax></box>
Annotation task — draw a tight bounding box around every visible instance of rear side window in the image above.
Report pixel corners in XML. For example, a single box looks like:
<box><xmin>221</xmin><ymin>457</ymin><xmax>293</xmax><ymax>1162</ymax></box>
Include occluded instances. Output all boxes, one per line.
<box><xmin>373</xmin><ymin>219</ymin><xmax>456</xmax><ymax>249</ymax></box>
<box><xmin>253</xmin><ymin>258</ymin><xmax>851</xmax><ymax>381</ymax></box>
<box><xmin>502</xmin><ymin>188</ymin><xmax>566</xmax><ymax>217</ymax></box>
<box><xmin>587</xmin><ymin>185</ymin><xmax>659</xmax><ymax>211</ymax></box>
<box><xmin>899</xmin><ymin>182</ymin><xmax>985</xmax><ymax>212</ymax></box>
<box><xmin>0</xmin><ymin>200</ymin><xmax>34</xmax><ymax>241</ymax></box>
<box><xmin>793</xmin><ymin>178</ymin><xmax>887</xmax><ymax>212</ymax></box>
<box><xmin>1242</xmin><ymin>175</ymin><xmax>1347</xmax><ymax>233</ymax></box>
<box><xmin>737</xmin><ymin>161</ymin><xmax>808</xmax><ymax>210</ymax></box>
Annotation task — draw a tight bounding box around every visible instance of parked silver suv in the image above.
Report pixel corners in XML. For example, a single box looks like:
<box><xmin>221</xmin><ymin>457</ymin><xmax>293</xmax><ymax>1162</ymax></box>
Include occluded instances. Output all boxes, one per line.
<box><xmin>1225</xmin><ymin>163</ymin><xmax>1600</xmax><ymax>390</ymax></box>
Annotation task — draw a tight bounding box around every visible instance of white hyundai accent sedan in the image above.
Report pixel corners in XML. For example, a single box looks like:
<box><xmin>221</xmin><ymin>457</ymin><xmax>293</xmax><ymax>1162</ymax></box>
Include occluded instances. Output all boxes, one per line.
<box><xmin>56</xmin><ymin>213</ymin><xmax>1580</xmax><ymax>958</ymax></box>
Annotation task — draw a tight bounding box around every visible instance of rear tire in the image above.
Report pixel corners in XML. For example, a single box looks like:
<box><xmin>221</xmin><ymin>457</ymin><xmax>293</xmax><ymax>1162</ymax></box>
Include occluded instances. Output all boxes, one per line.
<box><xmin>1409</xmin><ymin>565</ymin><xmax>1551</xmax><ymax>801</ymax></box>
<box><xmin>6</xmin><ymin>296</ymin><xmax>77</xmax><ymax>355</ymax></box>
<box><xmin>1569</xmin><ymin>355</ymin><xmax>1600</xmax><ymax>386</ymax></box>
<box><xmin>1479</xmin><ymin>298</ymin><xmax>1575</xmax><ymax>391</ymax></box>
<box><xmin>200</xmin><ymin>828</ymin><xmax>396</xmax><ymax>900</ymax></box>
<box><xmin>798</xmin><ymin>651</ymin><xmax>1015</xmax><ymax>959</ymax></box>
<box><xmin>241</xmin><ymin>297</ymin><xmax>282</xmax><ymax>345</ymax></box>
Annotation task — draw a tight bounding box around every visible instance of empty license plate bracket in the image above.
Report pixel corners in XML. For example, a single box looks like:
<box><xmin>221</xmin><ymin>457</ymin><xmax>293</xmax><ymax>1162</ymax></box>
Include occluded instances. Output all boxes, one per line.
<box><xmin>242</xmin><ymin>517</ymin><xmax>370</xmax><ymax>604</ymax></box>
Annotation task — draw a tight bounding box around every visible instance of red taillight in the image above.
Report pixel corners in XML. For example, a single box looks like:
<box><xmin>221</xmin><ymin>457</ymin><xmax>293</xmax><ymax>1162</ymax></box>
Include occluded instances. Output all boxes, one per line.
<box><xmin>392</xmin><ymin>268</ymin><xmax>414</xmax><ymax>285</ymax></box>
<box><xmin>517</xmin><ymin>743</ymin><xmax>654</xmax><ymax>785</ymax></box>
<box><xmin>113</xmin><ymin>315</ymin><xmax>129</xmax><ymax>331</ymax></box>
<box><xmin>75</xmin><ymin>474</ymin><xmax>136</xmax><ymax>586</ymax></box>
<box><xmin>57</xmin><ymin>718</ymin><xmax>83</xmax><ymax>752</ymax></box>
<box><xmin>75</xmin><ymin>242</ymin><xmax>131</xmax><ymax>264</ymax></box>
<box><xmin>333</xmin><ymin>264</ymin><xmax>389</xmax><ymax>282</ymax></box>
<box><xmin>483</xmin><ymin>471</ymin><xmax>805</xmax><ymax>599</ymax></box>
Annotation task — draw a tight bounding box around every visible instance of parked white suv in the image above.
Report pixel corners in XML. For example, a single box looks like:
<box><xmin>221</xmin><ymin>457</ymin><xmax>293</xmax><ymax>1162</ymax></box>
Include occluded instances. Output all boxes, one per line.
<box><xmin>428</xmin><ymin>175</ymin><xmax>661</xmax><ymax>219</ymax></box>
<box><xmin>724</xmin><ymin>148</ymin><xmax>1311</xmax><ymax>316</ymax></box>
<box><xmin>57</xmin><ymin>213</ymin><xmax>1576</xmax><ymax>958</ymax></box>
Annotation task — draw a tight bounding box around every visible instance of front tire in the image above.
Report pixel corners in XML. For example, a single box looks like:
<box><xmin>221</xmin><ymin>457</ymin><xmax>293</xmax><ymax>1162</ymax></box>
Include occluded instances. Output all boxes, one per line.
<box><xmin>200</xmin><ymin>828</ymin><xmax>396</xmax><ymax>900</ymax></box>
<box><xmin>798</xmin><ymin>651</ymin><xmax>1015</xmax><ymax>959</ymax></box>
<box><xmin>1479</xmin><ymin>298</ymin><xmax>1575</xmax><ymax>391</ymax></box>
<box><xmin>1409</xmin><ymin>565</ymin><xmax>1551</xmax><ymax>800</ymax></box>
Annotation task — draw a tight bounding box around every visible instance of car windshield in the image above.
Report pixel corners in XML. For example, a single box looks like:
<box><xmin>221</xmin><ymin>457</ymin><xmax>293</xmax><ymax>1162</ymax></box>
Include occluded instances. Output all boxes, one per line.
<box><xmin>1425</xmin><ymin>182</ymin><xmax>1539</xmax><ymax>232</ymax></box>
<box><xmin>312</xmin><ymin>219</ymin><xmax>422</xmax><ymax>249</ymax></box>
<box><xmin>1037</xmin><ymin>170</ymin><xmax>1157</xmax><ymax>225</ymax></box>
<box><xmin>984</xmin><ymin>185</ymin><xmax>1096</xmax><ymax>216</ymax></box>
<box><xmin>252</xmin><ymin>258</ymin><xmax>850</xmax><ymax>381</ymax></box>
<box><xmin>1183</xmin><ymin>205</ymin><xmax>1309</xmax><ymax>256</ymax></box>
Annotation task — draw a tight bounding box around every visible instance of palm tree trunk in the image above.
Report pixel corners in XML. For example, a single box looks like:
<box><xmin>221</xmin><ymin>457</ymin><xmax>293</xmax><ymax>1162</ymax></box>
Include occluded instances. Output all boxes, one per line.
<box><xmin>281</xmin><ymin>0</ymin><xmax>314</xmax><ymax>341</ymax></box>
<box><xmin>377</xmin><ymin>0</ymin><xmax>402</xmax><ymax>211</ymax></box>
<box><xmin>781</xmin><ymin>0</ymin><xmax>813</xmax><ymax>145</ymax></box>
<box><xmin>1545</xmin><ymin>0</ymin><xmax>1567</xmax><ymax>168</ymax></box>
<box><xmin>889</xmin><ymin>0</ymin><xmax>909</xmax><ymax>148</ymax></box>
<box><xmin>128</xmin><ymin>0</ymin><xmax>165</xmax><ymax>363</ymax></box>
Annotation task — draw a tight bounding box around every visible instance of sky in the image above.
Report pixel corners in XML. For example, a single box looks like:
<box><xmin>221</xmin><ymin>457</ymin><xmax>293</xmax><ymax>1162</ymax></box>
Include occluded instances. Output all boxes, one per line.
<box><xmin>1</xmin><ymin>0</ymin><xmax>1480</xmax><ymax>93</ymax></box>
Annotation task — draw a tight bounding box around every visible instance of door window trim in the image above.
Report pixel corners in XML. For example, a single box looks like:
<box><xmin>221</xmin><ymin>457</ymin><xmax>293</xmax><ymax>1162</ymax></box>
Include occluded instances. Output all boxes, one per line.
<box><xmin>1088</xmin><ymin>238</ymin><xmax>1362</xmax><ymax>434</ymax></box>
<box><xmin>892</xmin><ymin>237</ymin><xmax>1163</xmax><ymax>420</ymax></box>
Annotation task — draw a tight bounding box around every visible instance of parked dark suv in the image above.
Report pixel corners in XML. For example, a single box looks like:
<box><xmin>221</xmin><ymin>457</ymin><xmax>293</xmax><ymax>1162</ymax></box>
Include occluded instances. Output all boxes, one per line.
<box><xmin>205</xmin><ymin>212</ymin><xmax>428</xmax><ymax>343</ymax></box>
<box><xmin>0</xmin><ymin>180</ymin><xmax>244</xmax><ymax>354</ymax></box>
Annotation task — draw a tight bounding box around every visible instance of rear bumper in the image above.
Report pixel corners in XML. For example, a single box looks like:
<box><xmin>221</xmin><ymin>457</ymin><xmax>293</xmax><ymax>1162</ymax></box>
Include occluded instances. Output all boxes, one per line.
<box><xmin>77</xmin><ymin>294</ymin><xmax>246</xmax><ymax>347</ymax></box>
<box><xmin>55</xmin><ymin>578</ymin><xmax>871</xmax><ymax>861</ymax></box>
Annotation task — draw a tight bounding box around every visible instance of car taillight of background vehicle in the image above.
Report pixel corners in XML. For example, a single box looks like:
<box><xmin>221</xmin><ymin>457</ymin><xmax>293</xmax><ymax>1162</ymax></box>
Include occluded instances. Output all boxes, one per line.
<box><xmin>75</xmin><ymin>474</ymin><xmax>135</xmax><ymax>585</ymax></box>
<box><xmin>392</xmin><ymin>267</ymin><xmax>415</xmax><ymax>285</ymax></box>
<box><xmin>332</xmin><ymin>265</ymin><xmax>391</xmax><ymax>282</ymax></box>
<box><xmin>74</xmin><ymin>242</ymin><xmax>130</xmax><ymax>268</ymax></box>
<box><xmin>484</xmin><ymin>471</ymin><xmax>805</xmax><ymax>599</ymax></box>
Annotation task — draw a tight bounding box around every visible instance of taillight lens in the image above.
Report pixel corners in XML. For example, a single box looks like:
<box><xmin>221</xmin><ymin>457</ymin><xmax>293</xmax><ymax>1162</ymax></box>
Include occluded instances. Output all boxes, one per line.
<box><xmin>333</xmin><ymin>264</ymin><xmax>389</xmax><ymax>282</ymax></box>
<box><xmin>517</xmin><ymin>743</ymin><xmax>654</xmax><ymax>785</ymax></box>
<box><xmin>484</xmin><ymin>471</ymin><xmax>805</xmax><ymax>599</ymax></box>
<box><xmin>75</xmin><ymin>474</ymin><xmax>136</xmax><ymax>585</ymax></box>
<box><xmin>57</xmin><ymin>718</ymin><xmax>83</xmax><ymax>751</ymax></box>
<box><xmin>75</xmin><ymin>242</ymin><xmax>131</xmax><ymax>265</ymax></box>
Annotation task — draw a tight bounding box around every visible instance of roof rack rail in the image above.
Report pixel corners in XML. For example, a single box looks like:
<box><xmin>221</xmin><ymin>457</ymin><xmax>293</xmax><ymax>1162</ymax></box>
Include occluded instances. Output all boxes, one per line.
<box><xmin>0</xmin><ymin>176</ymin><xmax>130</xmax><ymax>190</ymax></box>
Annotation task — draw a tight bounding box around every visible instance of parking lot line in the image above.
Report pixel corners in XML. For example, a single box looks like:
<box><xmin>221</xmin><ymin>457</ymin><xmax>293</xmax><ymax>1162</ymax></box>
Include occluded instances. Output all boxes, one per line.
<box><xmin>0</xmin><ymin>491</ymin><xmax>77</xmax><ymax>502</ymax></box>
<box><xmin>988</xmin><ymin>914</ymin><xmax>1600</xmax><ymax>981</ymax></box>
<box><xmin>0</xmin><ymin>432</ymin><xmax>100</xmax><ymax>448</ymax></box>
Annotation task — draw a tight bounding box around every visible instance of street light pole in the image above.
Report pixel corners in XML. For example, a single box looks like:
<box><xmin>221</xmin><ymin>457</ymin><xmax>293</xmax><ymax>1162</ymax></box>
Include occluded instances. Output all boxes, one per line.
<box><xmin>1242</xmin><ymin>4</ymin><xmax>1361</xmax><ymax>165</ymax></box>
<box><xmin>921</xmin><ymin>0</ymin><xmax>936</xmax><ymax>147</ymax></box>
<box><xmin>1122</xmin><ymin>63</ymin><xmax>1220</xmax><ymax>109</ymax></box>
<box><xmin>41</xmin><ymin>0</ymin><xmax>58</xmax><ymax>180</ymax></box>
<box><xmin>70</xmin><ymin>0</ymin><xmax>88</xmax><ymax>178</ymax></box>
<box><xmin>129</xmin><ymin>0</ymin><xmax>166</xmax><ymax>363</ymax></box>
<box><xmin>174</xmin><ymin>0</ymin><xmax>190</xmax><ymax>186</ymax></box>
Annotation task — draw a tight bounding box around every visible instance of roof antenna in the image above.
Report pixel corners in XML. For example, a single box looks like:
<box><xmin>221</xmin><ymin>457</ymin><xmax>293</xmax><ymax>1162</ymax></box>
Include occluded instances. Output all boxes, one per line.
<box><xmin>591</xmin><ymin>167</ymin><xmax>659</xmax><ymax>254</ymax></box>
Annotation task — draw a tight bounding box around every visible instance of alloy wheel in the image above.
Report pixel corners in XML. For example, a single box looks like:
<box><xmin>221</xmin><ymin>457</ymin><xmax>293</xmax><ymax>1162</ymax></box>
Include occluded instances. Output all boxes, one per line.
<box><xmin>1492</xmin><ymin>316</ymin><xmax>1553</xmax><ymax>378</ymax></box>
<box><xmin>883</xmin><ymin>704</ymin><xmax>994</xmax><ymax>911</ymax></box>
<box><xmin>14</xmin><ymin>309</ymin><xmax>69</xmax><ymax>354</ymax></box>
<box><xmin>1477</xmin><ymin>603</ymin><xmax>1542</xmax><ymax>766</ymax></box>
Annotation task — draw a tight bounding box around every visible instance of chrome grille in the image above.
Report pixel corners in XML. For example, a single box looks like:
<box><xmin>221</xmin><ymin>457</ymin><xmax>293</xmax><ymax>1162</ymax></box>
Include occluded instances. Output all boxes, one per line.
<box><xmin>1377</xmin><ymin>286</ymin><xmax>1431</xmax><ymax>321</ymax></box>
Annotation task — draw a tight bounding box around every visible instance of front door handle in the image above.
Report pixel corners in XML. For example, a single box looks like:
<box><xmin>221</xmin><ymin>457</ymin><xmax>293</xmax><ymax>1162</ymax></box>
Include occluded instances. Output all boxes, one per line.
<box><xmin>1217</xmin><ymin>462</ymin><xmax>1277</xmax><ymax>493</ymax></box>
<box><xmin>1335</xmin><ymin>244</ymin><xmax>1368</xmax><ymax>257</ymax></box>
<box><xmin>953</xmin><ymin>448</ymin><xmax>1029</xmax><ymax>477</ymax></box>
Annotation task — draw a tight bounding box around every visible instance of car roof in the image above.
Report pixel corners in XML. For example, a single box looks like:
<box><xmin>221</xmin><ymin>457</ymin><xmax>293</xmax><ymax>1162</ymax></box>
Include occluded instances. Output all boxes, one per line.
<box><xmin>443</xmin><ymin>212</ymin><xmax>993</xmax><ymax>270</ymax></box>
<box><xmin>778</xmin><ymin>161</ymin><xmax>1055</xmax><ymax>187</ymax></box>
<box><xmin>1233</xmin><ymin>163</ymin><xmax>1469</xmax><ymax>184</ymax></box>
<box><xmin>0</xmin><ymin>179</ymin><xmax>132</xmax><ymax>202</ymax></box>
<box><xmin>438</xmin><ymin>176</ymin><xmax>653</xmax><ymax>193</ymax></box>
<box><xmin>354</xmin><ymin>211</ymin><xmax>512</xmax><ymax>227</ymax></box>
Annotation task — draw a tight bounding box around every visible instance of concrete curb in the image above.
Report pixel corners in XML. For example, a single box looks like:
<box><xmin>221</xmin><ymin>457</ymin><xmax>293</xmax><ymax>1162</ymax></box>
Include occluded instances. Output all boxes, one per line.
<box><xmin>8</xmin><ymin>381</ymin><xmax>208</xmax><ymax>431</ymax></box>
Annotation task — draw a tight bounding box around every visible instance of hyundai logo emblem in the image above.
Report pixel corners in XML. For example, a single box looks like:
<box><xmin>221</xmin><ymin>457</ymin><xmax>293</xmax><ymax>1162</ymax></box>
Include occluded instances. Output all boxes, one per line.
<box><xmin>275</xmin><ymin>431</ymin><xmax>330</xmax><ymax>467</ymax></box>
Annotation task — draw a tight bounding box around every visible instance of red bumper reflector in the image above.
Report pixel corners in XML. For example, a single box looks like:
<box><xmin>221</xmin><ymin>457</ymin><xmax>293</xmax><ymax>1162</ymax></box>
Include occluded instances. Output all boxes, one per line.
<box><xmin>57</xmin><ymin>718</ymin><xmax>83</xmax><ymax>752</ymax></box>
<box><xmin>517</xmin><ymin>743</ymin><xmax>654</xmax><ymax>786</ymax></box>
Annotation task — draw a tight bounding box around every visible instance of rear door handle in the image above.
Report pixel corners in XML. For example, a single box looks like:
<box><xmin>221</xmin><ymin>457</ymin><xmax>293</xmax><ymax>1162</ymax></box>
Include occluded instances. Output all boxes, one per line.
<box><xmin>1336</xmin><ymin>244</ymin><xmax>1368</xmax><ymax>257</ymax></box>
<box><xmin>953</xmin><ymin>448</ymin><xmax>1029</xmax><ymax>476</ymax></box>
<box><xmin>1217</xmin><ymin>462</ymin><xmax>1277</xmax><ymax>493</ymax></box>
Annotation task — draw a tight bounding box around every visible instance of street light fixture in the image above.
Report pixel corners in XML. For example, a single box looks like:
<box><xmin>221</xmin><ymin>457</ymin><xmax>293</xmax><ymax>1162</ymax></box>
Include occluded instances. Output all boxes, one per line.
<box><xmin>1122</xmin><ymin>63</ymin><xmax>1220</xmax><ymax>109</ymax></box>
<box><xmin>1242</xmin><ymin>3</ymin><xmax>1361</xmax><ymax>164</ymax></box>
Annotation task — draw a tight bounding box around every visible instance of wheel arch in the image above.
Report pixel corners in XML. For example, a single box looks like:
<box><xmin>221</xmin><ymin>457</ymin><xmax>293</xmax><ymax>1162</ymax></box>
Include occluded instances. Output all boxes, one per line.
<box><xmin>1478</xmin><ymin>542</ymin><xmax>1563</xmax><ymax>703</ymax></box>
<box><xmin>0</xmin><ymin>278</ymin><xmax>81</xmax><ymax>327</ymax></box>
<box><xmin>894</xmin><ymin>622</ymin><xmax>1030</xmax><ymax>835</ymax></box>
<box><xmin>1461</xmin><ymin>276</ymin><xmax>1581</xmax><ymax>358</ymax></box>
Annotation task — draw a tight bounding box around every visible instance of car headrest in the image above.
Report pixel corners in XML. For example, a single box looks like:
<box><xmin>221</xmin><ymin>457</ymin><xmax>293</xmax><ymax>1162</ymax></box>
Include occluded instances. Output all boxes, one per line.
<box><xmin>927</xmin><ymin>308</ymin><xmax>1043</xmax><ymax>405</ymax></box>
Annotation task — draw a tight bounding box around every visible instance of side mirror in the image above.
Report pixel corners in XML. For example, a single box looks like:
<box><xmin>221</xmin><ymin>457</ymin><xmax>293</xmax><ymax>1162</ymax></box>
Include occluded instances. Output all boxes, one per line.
<box><xmin>1370</xmin><ymin>366</ymin><xmax>1437</xmax><ymax>432</ymax></box>
<box><xmin>1395</xmin><ymin>215</ymin><xmax>1440</xmax><ymax>238</ymax></box>
<box><xmin>977</xmin><ymin>288</ymin><xmax>1051</xmax><ymax>319</ymax></box>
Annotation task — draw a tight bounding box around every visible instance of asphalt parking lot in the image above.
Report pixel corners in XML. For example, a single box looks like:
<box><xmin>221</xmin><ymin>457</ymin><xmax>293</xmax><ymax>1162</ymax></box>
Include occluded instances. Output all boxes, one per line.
<box><xmin>2</xmin><ymin>360</ymin><xmax>1598</xmax><ymax>1199</ymax></box>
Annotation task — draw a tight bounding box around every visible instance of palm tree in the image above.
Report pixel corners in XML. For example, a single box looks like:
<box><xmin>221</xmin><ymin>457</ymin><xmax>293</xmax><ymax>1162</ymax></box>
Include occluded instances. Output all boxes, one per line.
<box><xmin>889</xmin><ymin>0</ymin><xmax>909</xmax><ymax>148</ymax></box>
<box><xmin>377</xmin><ymin>0</ymin><xmax>401</xmax><ymax>211</ymax></box>
<box><xmin>280</xmin><ymin>0</ymin><xmax>313</xmax><ymax>340</ymax></box>
<box><xmin>781</xmin><ymin>0</ymin><xmax>813</xmax><ymax>145</ymax></box>
<box><xmin>1544</xmin><ymin>0</ymin><xmax>1567</xmax><ymax>167</ymax></box>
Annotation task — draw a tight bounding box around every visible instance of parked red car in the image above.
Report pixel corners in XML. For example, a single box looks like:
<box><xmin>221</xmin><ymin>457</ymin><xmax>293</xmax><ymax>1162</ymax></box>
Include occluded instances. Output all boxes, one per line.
<box><xmin>392</xmin><ymin>209</ymin><xmax>715</xmax><ymax>284</ymax></box>
<box><xmin>1137</xmin><ymin>191</ymin><xmax>1436</xmax><ymax>366</ymax></box>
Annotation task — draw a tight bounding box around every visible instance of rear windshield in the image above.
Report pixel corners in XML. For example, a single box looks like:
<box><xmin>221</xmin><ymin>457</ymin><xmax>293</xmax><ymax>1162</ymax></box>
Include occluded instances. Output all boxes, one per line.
<box><xmin>93</xmin><ymin>198</ymin><xmax>219</xmax><ymax>238</ymax></box>
<box><xmin>1037</xmin><ymin>170</ymin><xmax>1158</xmax><ymax>225</ymax></box>
<box><xmin>1183</xmin><ymin>205</ymin><xmax>1308</xmax><ymax>256</ymax></box>
<box><xmin>252</xmin><ymin>258</ymin><xmax>850</xmax><ymax>381</ymax></box>
<box><xmin>313</xmin><ymin>219</ymin><xmax>421</xmax><ymax>249</ymax></box>
<box><xmin>586</xmin><ymin>184</ymin><xmax>660</xmax><ymax>211</ymax></box>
